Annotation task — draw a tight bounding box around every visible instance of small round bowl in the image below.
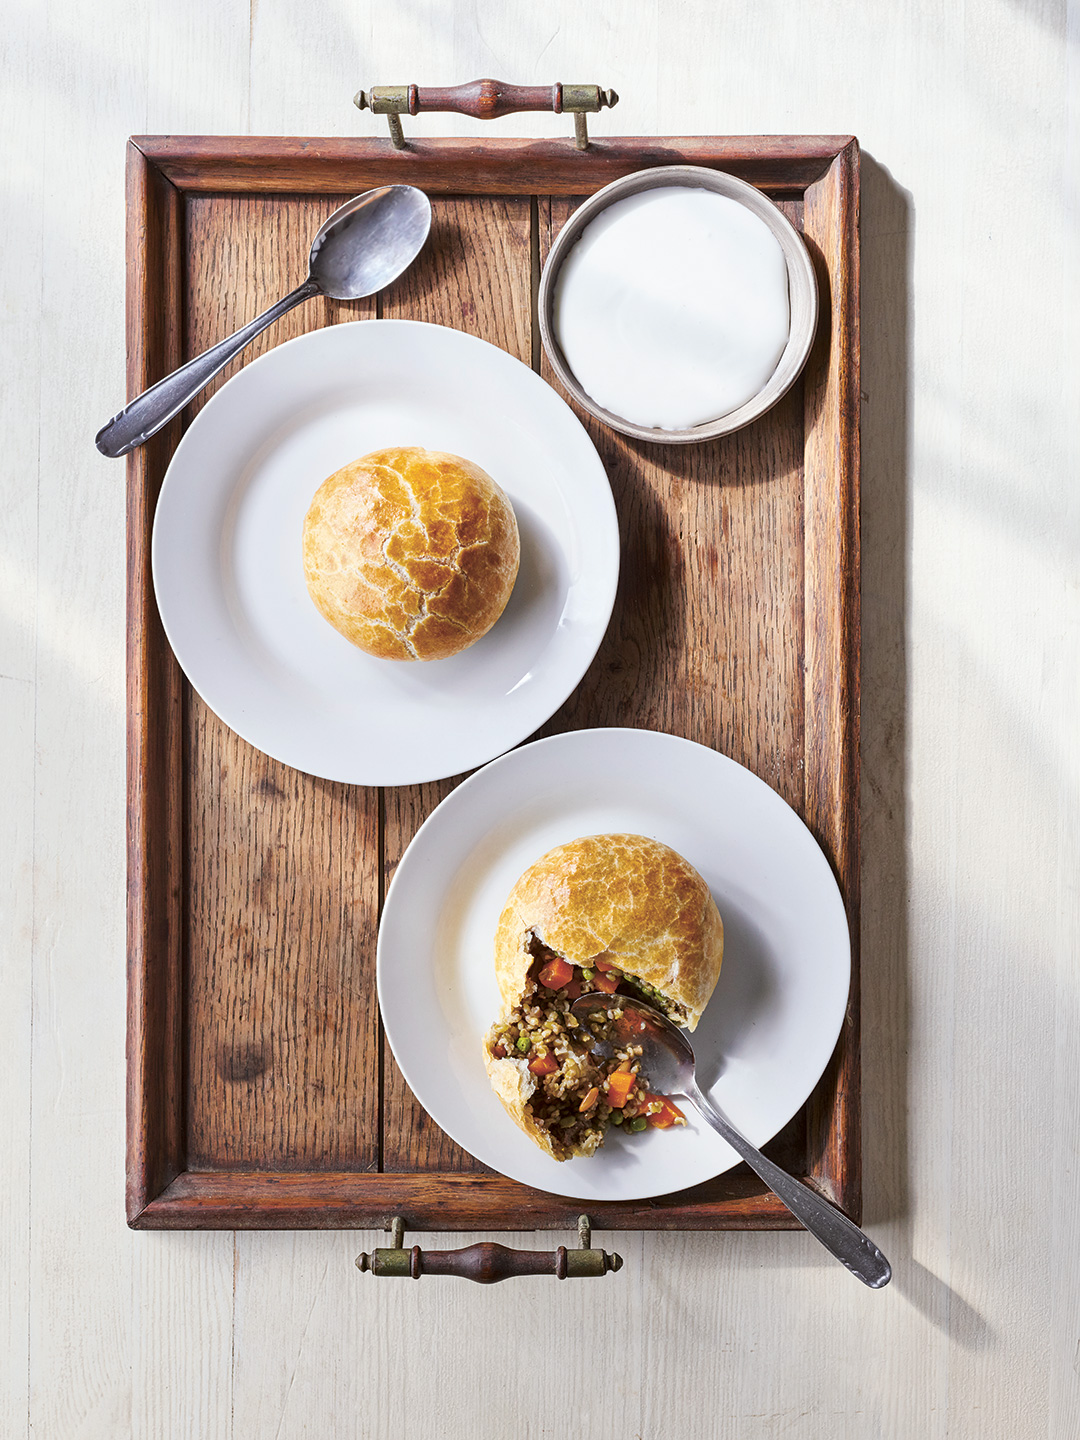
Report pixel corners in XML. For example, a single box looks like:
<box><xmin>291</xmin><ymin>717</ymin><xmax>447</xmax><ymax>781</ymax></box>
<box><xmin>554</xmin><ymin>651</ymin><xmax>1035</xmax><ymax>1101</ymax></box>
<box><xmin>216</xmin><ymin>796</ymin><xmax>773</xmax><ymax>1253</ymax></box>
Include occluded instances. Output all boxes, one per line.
<box><xmin>538</xmin><ymin>165</ymin><xmax>819</xmax><ymax>445</ymax></box>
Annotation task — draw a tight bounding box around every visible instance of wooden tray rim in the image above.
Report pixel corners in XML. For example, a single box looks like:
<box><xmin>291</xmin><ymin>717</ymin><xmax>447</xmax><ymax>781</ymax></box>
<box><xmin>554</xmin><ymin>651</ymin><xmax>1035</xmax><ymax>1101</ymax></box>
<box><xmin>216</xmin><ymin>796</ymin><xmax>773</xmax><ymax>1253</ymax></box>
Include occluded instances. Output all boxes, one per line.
<box><xmin>130</xmin><ymin>132</ymin><xmax>856</xmax><ymax>195</ymax></box>
<box><xmin>126</xmin><ymin>133</ymin><xmax>860</xmax><ymax>1232</ymax></box>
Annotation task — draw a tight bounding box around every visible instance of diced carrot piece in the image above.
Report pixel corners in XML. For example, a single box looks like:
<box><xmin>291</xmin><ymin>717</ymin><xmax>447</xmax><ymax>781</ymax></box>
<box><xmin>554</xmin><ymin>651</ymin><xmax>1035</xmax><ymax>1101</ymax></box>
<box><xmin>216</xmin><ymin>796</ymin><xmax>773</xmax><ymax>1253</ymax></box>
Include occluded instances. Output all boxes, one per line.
<box><xmin>528</xmin><ymin>1053</ymin><xmax>558</xmax><ymax>1076</ymax></box>
<box><xmin>492</xmin><ymin>1043</ymin><xmax>507</xmax><ymax>1059</ymax></box>
<box><xmin>605</xmin><ymin>1069</ymin><xmax>635</xmax><ymax>1107</ymax></box>
<box><xmin>538</xmin><ymin>957</ymin><xmax>574</xmax><ymax>990</ymax></box>
<box><xmin>594</xmin><ymin>958</ymin><xmax>619</xmax><ymax>973</ymax></box>
<box><xmin>645</xmin><ymin>1095</ymin><xmax>685</xmax><ymax>1129</ymax></box>
<box><xmin>562</xmin><ymin>976</ymin><xmax>583</xmax><ymax>1000</ymax></box>
<box><xmin>592</xmin><ymin>972</ymin><xmax>620</xmax><ymax>994</ymax></box>
<box><xmin>578</xmin><ymin>1086</ymin><xmax>600</xmax><ymax>1112</ymax></box>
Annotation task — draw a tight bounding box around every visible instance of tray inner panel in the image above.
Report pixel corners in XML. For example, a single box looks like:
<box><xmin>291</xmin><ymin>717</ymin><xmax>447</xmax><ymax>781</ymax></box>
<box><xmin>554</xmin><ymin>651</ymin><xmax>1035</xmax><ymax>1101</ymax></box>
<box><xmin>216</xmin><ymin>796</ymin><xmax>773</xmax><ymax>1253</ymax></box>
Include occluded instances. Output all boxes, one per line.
<box><xmin>179</xmin><ymin>191</ymin><xmax>808</xmax><ymax>1177</ymax></box>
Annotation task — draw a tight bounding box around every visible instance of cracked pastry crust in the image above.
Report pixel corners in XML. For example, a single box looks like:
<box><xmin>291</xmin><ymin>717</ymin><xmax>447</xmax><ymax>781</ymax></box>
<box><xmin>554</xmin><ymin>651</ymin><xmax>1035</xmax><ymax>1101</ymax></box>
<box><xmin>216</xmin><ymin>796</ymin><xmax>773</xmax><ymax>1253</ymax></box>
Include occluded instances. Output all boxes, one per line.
<box><xmin>302</xmin><ymin>446</ymin><xmax>520</xmax><ymax>661</ymax></box>
<box><xmin>493</xmin><ymin>834</ymin><xmax>724</xmax><ymax>1032</ymax></box>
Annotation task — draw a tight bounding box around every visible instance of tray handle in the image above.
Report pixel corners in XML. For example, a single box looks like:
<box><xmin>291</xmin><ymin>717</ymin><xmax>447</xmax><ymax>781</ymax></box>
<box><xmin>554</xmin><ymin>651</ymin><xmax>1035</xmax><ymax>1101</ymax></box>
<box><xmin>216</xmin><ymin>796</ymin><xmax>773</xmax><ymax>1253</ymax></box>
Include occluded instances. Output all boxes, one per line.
<box><xmin>354</xmin><ymin>80</ymin><xmax>618</xmax><ymax>150</ymax></box>
<box><xmin>356</xmin><ymin>1215</ymin><xmax>622</xmax><ymax>1283</ymax></box>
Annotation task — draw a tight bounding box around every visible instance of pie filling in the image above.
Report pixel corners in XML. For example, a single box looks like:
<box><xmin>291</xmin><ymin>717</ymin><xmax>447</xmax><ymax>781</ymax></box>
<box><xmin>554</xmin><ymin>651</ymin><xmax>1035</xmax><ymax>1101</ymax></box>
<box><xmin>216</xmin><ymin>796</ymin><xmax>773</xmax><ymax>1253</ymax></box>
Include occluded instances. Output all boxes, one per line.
<box><xmin>487</xmin><ymin>936</ymin><xmax>686</xmax><ymax>1160</ymax></box>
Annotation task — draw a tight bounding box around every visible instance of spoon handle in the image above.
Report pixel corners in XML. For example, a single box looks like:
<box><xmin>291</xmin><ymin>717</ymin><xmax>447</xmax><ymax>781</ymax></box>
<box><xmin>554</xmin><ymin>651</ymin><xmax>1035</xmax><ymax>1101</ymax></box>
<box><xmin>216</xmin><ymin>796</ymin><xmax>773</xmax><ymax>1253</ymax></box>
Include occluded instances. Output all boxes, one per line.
<box><xmin>686</xmin><ymin>1086</ymin><xmax>892</xmax><ymax>1289</ymax></box>
<box><xmin>95</xmin><ymin>278</ymin><xmax>320</xmax><ymax>458</ymax></box>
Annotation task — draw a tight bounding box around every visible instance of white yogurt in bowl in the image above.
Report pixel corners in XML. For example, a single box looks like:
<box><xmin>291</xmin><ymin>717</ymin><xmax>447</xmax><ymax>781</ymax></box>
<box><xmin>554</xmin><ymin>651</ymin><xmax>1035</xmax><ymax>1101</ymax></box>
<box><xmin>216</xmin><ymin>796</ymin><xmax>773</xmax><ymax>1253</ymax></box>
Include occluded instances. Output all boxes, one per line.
<box><xmin>554</xmin><ymin>187</ymin><xmax>790</xmax><ymax>431</ymax></box>
<box><xmin>538</xmin><ymin>166</ymin><xmax>818</xmax><ymax>445</ymax></box>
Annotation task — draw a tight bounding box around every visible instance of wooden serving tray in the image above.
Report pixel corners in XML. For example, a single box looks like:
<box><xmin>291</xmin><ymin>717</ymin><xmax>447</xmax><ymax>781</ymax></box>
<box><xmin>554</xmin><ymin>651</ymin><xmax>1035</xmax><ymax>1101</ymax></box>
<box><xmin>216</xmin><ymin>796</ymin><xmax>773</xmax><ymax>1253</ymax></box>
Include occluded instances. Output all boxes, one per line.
<box><xmin>126</xmin><ymin>134</ymin><xmax>859</xmax><ymax>1231</ymax></box>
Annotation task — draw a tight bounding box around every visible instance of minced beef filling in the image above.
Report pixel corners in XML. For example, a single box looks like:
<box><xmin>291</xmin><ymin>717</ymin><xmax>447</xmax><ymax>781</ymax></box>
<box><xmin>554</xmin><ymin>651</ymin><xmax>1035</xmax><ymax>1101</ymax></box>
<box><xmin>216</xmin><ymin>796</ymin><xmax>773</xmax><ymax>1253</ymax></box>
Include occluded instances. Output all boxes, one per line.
<box><xmin>488</xmin><ymin>937</ymin><xmax>687</xmax><ymax>1159</ymax></box>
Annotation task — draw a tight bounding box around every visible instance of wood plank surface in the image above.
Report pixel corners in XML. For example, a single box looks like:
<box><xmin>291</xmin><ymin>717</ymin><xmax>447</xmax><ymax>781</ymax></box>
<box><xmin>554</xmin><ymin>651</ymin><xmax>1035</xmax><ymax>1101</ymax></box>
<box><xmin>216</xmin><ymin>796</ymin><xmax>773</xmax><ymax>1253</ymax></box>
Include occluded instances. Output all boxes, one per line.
<box><xmin>181</xmin><ymin>196</ymin><xmax>381</xmax><ymax>1171</ymax></box>
<box><xmin>182</xmin><ymin>193</ymin><xmax>373</xmax><ymax>417</ymax></box>
<box><xmin>536</xmin><ymin>197</ymin><xmax>807</xmax><ymax>810</ymax></box>
<box><xmin>131</xmin><ymin>159</ymin><xmax>850</xmax><ymax>1213</ymax></box>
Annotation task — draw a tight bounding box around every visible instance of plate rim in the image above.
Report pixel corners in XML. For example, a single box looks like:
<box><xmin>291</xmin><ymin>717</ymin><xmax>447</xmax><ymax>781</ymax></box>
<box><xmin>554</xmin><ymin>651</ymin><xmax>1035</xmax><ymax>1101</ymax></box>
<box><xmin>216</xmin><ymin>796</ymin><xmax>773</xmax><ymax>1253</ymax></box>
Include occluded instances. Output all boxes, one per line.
<box><xmin>150</xmin><ymin>317</ymin><xmax>620</xmax><ymax>786</ymax></box>
<box><xmin>377</xmin><ymin>725</ymin><xmax>852</xmax><ymax>1200</ymax></box>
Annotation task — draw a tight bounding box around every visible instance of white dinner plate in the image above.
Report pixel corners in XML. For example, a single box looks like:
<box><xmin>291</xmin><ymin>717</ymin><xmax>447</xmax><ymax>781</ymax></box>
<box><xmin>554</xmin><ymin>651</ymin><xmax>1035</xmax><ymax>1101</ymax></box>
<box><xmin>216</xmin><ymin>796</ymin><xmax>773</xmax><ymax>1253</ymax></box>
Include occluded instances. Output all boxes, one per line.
<box><xmin>377</xmin><ymin>727</ymin><xmax>851</xmax><ymax>1201</ymax></box>
<box><xmin>152</xmin><ymin>320</ymin><xmax>619</xmax><ymax>785</ymax></box>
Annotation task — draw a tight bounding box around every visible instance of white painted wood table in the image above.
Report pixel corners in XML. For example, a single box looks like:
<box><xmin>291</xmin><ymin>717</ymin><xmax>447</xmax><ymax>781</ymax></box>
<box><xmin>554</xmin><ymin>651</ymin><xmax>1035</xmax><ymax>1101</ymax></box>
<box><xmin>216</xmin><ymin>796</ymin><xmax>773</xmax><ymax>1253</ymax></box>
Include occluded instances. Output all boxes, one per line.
<box><xmin>3</xmin><ymin>1</ymin><xmax>1078</xmax><ymax>1435</ymax></box>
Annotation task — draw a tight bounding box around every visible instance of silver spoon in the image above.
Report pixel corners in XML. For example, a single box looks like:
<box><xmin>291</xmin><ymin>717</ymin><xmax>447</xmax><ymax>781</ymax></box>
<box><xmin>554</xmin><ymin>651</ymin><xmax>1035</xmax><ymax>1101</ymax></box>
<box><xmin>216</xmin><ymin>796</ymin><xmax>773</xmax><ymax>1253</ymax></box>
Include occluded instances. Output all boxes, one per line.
<box><xmin>95</xmin><ymin>184</ymin><xmax>432</xmax><ymax>458</ymax></box>
<box><xmin>571</xmin><ymin>992</ymin><xmax>892</xmax><ymax>1288</ymax></box>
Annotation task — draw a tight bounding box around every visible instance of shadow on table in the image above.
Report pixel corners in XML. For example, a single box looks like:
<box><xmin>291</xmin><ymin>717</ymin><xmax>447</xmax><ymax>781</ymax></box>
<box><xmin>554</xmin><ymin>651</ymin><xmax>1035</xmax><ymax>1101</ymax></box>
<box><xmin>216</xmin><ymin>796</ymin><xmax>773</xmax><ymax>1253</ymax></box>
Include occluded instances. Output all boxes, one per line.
<box><xmin>898</xmin><ymin>1259</ymin><xmax>997</xmax><ymax>1348</ymax></box>
<box><xmin>852</xmin><ymin>153</ymin><xmax>993</xmax><ymax>1348</ymax></box>
<box><xmin>858</xmin><ymin>151</ymin><xmax>912</xmax><ymax>1237</ymax></box>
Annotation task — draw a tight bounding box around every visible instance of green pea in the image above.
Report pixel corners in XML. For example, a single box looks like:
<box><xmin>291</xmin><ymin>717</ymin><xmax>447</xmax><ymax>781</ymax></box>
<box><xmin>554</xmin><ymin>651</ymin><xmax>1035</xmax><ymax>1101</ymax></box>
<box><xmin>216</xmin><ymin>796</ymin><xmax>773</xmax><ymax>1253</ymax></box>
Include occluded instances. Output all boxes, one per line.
<box><xmin>629</xmin><ymin>1116</ymin><xmax>648</xmax><ymax>1132</ymax></box>
<box><xmin>516</xmin><ymin>1036</ymin><xmax>530</xmax><ymax>1053</ymax></box>
<box><xmin>581</xmin><ymin>968</ymin><xmax>594</xmax><ymax>981</ymax></box>
<box><xmin>609</xmin><ymin>1111</ymin><xmax>624</xmax><ymax>1124</ymax></box>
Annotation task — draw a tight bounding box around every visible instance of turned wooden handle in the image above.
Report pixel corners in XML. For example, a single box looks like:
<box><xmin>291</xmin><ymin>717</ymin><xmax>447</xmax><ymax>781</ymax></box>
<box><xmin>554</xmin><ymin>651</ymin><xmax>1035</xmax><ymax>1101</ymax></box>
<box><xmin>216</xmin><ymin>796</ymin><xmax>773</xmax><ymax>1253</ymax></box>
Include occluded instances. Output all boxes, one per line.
<box><xmin>357</xmin><ymin>80</ymin><xmax>618</xmax><ymax>119</ymax></box>
<box><xmin>422</xmin><ymin>81</ymin><xmax>559</xmax><ymax>118</ymax></box>
<box><xmin>357</xmin><ymin>1239</ymin><xmax>623</xmax><ymax>1282</ymax></box>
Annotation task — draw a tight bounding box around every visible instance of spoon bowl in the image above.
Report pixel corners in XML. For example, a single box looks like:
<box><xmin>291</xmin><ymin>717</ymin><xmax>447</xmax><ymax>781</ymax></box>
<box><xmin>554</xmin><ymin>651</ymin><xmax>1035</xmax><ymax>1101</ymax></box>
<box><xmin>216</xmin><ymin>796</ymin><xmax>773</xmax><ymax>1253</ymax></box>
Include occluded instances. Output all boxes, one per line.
<box><xmin>308</xmin><ymin>186</ymin><xmax>432</xmax><ymax>299</ymax></box>
<box><xmin>571</xmin><ymin>992</ymin><xmax>892</xmax><ymax>1289</ymax></box>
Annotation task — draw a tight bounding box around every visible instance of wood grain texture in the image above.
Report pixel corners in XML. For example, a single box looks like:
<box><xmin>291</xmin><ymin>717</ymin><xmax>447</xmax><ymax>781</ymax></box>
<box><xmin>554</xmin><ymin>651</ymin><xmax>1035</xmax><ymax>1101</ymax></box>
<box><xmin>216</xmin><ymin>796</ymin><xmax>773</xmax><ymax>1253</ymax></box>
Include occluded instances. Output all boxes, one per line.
<box><xmin>370</xmin><ymin>80</ymin><xmax>595</xmax><ymax>120</ymax></box>
<box><xmin>184</xmin><ymin>746</ymin><xmax>380</xmax><ymax>1170</ymax></box>
<box><xmin>801</xmin><ymin>142</ymin><xmax>862</xmax><ymax>1214</ymax></box>
<box><xmin>125</xmin><ymin>143</ymin><xmax>860</xmax><ymax>1230</ymax></box>
<box><xmin>180</xmin><ymin>197</ymin><xmax>380</xmax><ymax>1173</ymax></box>
<box><xmin>181</xmin><ymin>193</ymin><xmax>372</xmax><ymax>418</ymax></box>
<box><xmin>536</xmin><ymin>196</ymin><xmax>807</xmax><ymax>809</ymax></box>
<box><xmin>126</xmin><ymin>142</ymin><xmax>186</xmax><ymax>1217</ymax></box>
<box><xmin>133</xmin><ymin>134</ymin><xmax>854</xmax><ymax>195</ymax></box>
<box><xmin>133</xmin><ymin>1169</ymin><xmax>804</xmax><ymax>1231</ymax></box>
